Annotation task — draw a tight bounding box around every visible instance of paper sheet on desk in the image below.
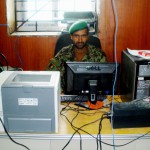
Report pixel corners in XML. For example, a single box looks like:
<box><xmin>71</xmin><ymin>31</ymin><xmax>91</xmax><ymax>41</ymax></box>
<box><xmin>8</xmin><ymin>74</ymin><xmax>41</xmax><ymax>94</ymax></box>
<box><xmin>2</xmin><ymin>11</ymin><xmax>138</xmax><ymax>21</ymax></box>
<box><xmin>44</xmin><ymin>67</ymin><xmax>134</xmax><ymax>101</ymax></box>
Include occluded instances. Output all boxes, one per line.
<box><xmin>127</xmin><ymin>48</ymin><xmax>150</xmax><ymax>59</ymax></box>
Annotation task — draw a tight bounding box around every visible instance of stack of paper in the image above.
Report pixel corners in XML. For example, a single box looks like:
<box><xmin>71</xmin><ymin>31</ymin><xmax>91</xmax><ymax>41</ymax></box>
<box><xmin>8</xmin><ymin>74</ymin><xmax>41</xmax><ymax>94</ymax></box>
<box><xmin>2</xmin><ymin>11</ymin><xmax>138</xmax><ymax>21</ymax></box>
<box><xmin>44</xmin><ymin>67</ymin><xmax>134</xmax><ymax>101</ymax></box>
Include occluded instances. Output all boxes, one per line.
<box><xmin>127</xmin><ymin>48</ymin><xmax>150</xmax><ymax>59</ymax></box>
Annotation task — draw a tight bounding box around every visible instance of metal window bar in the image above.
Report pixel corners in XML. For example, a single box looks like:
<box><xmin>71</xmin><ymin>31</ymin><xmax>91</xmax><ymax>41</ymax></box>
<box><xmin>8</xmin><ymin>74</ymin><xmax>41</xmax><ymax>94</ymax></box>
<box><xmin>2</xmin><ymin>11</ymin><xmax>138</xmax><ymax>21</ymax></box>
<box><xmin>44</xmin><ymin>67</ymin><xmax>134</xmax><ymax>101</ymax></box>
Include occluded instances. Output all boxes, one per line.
<box><xmin>15</xmin><ymin>0</ymin><xmax>96</xmax><ymax>32</ymax></box>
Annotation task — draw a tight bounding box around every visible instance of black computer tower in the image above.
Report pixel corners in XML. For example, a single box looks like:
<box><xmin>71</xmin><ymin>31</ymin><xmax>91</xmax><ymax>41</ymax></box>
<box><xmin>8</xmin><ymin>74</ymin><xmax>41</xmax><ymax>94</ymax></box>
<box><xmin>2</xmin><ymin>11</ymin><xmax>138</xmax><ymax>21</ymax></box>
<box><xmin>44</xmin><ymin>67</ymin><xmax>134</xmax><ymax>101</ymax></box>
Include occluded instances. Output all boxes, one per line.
<box><xmin>120</xmin><ymin>50</ymin><xmax>150</xmax><ymax>101</ymax></box>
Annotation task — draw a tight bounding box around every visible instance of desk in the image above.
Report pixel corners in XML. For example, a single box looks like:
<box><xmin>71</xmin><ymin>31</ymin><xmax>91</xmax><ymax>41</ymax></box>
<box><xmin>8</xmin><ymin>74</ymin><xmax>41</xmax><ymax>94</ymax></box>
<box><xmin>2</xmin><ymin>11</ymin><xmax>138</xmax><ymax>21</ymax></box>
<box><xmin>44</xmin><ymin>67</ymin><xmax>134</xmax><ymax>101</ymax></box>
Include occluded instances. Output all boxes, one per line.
<box><xmin>0</xmin><ymin>96</ymin><xmax>150</xmax><ymax>150</ymax></box>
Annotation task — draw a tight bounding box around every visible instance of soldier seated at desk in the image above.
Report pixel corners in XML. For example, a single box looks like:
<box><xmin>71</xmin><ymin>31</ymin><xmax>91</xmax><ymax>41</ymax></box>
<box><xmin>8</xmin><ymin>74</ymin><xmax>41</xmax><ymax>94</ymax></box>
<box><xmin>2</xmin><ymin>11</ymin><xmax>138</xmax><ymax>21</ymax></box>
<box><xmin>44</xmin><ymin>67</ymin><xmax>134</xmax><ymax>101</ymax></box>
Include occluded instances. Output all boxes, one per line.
<box><xmin>46</xmin><ymin>20</ymin><xmax>107</xmax><ymax>92</ymax></box>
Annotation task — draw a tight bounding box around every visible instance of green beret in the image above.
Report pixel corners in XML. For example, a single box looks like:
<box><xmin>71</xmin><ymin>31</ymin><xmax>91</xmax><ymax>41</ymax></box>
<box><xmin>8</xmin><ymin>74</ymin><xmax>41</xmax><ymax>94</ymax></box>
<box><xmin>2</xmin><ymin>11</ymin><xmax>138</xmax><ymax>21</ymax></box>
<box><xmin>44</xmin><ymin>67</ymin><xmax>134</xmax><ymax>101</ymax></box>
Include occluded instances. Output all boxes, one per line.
<box><xmin>69</xmin><ymin>20</ymin><xmax>88</xmax><ymax>34</ymax></box>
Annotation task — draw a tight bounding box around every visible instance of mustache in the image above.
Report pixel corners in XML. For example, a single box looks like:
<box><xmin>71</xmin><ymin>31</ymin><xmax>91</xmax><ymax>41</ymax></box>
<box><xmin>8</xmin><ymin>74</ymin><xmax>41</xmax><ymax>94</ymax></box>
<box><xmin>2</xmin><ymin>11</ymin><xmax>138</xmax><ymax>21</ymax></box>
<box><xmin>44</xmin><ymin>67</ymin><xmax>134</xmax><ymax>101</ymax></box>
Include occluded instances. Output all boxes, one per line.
<box><xmin>76</xmin><ymin>42</ymin><xmax>84</xmax><ymax>44</ymax></box>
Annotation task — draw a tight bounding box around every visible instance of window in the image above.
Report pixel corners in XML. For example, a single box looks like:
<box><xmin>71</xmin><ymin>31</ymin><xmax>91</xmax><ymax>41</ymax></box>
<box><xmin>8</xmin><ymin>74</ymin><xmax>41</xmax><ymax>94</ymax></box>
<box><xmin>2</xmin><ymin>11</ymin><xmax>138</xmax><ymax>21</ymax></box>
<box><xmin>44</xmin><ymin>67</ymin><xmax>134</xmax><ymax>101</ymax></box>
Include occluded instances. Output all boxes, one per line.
<box><xmin>12</xmin><ymin>0</ymin><xmax>97</xmax><ymax>33</ymax></box>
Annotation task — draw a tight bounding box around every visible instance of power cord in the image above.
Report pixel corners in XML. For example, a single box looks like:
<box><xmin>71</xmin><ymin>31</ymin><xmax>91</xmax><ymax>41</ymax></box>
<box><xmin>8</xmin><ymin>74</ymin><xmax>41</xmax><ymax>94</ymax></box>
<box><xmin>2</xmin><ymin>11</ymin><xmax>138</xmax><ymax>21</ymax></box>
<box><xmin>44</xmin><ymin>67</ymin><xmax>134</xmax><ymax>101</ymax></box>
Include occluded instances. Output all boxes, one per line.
<box><xmin>0</xmin><ymin>52</ymin><xmax>9</xmax><ymax>70</ymax></box>
<box><xmin>0</xmin><ymin>118</ymin><xmax>30</xmax><ymax>150</ymax></box>
<box><xmin>60</xmin><ymin>100</ymin><xmax>108</xmax><ymax>150</ymax></box>
<box><xmin>61</xmin><ymin>105</ymin><xmax>150</xmax><ymax>149</ymax></box>
<box><xmin>0</xmin><ymin>52</ymin><xmax>23</xmax><ymax>71</ymax></box>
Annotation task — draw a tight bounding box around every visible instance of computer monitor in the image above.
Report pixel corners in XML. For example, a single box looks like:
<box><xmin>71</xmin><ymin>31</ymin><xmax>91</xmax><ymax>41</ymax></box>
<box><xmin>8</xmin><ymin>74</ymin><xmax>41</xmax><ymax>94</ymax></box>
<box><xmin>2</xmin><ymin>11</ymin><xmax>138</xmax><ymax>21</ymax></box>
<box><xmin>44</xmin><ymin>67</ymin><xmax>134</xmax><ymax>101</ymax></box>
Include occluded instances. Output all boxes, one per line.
<box><xmin>64</xmin><ymin>62</ymin><xmax>119</xmax><ymax>106</ymax></box>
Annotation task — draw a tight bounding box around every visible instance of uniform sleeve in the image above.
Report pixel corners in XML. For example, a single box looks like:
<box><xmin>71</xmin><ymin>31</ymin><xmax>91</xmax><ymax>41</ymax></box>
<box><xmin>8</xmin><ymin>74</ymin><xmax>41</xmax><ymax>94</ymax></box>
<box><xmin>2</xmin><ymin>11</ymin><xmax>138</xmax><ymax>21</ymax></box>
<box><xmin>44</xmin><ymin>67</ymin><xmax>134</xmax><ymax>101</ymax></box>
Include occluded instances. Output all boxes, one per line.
<box><xmin>46</xmin><ymin>57</ymin><xmax>60</xmax><ymax>71</ymax></box>
<box><xmin>46</xmin><ymin>56</ymin><xmax>65</xmax><ymax>93</ymax></box>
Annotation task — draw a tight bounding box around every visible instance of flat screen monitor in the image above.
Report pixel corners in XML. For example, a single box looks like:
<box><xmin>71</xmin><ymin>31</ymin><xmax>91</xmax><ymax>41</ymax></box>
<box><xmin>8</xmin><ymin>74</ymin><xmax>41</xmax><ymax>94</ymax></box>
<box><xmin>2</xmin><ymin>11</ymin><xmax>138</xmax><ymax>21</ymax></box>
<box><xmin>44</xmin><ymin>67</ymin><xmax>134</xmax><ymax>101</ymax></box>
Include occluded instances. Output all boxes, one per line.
<box><xmin>64</xmin><ymin>62</ymin><xmax>119</xmax><ymax>104</ymax></box>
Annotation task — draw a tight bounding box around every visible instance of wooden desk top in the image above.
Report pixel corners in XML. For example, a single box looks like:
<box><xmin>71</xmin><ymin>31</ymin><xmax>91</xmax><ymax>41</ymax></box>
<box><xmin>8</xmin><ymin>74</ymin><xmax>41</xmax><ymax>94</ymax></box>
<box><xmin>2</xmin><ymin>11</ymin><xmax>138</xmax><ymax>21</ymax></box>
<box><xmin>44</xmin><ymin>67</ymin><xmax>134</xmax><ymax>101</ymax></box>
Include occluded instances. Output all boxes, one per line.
<box><xmin>0</xmin><ymin>95</ymin><xmax>150</xmax><ymax>140</ymax></box>
<box><xmin>59</xmin><ymin>95</ymin><xmax>150</xmax><ymax>135</ymax></box>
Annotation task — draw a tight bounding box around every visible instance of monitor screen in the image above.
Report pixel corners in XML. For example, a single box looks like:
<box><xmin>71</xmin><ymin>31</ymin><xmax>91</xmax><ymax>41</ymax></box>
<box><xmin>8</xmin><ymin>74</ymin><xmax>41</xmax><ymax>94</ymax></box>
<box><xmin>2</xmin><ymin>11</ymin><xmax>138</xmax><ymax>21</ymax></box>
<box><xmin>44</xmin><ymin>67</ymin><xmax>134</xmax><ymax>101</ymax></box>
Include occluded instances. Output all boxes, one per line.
<box><xmin>64</xmin><ymin>61</ymin><xmax>119</xmax><ymax>104</ymax></box>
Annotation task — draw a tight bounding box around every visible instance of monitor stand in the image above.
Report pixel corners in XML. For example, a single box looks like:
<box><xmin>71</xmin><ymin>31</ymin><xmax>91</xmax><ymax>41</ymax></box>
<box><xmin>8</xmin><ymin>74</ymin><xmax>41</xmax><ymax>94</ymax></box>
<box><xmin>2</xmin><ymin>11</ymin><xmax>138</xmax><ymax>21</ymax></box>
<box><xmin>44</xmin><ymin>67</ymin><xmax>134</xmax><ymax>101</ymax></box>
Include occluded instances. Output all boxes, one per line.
<box><xmin>76</xmin><ymin>80</ymin><xmax>104</xmax><ymax>109</ymax></box>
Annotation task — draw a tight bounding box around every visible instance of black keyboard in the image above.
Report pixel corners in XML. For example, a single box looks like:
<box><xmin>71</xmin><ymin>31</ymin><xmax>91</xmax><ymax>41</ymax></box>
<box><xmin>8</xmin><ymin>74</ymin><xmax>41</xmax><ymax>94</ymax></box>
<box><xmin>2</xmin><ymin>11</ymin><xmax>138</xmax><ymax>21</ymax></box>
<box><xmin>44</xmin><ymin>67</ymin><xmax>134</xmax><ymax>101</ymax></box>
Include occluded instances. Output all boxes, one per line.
<box><xmin>60</xmin><ymin>95</ymin><xmax>107</xmax><ymax>102</ymax></box>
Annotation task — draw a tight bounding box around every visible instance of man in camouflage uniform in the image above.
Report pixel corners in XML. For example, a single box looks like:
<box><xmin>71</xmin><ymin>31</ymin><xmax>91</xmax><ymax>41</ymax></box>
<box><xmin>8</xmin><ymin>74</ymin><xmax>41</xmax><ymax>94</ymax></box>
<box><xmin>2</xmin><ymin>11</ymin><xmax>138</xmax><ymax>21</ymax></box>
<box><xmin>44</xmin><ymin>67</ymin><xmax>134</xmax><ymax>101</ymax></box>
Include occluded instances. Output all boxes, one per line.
<box><xmin>47</xmin><ymin>20</ymin><xmax>107</xmax><ymax>92</ymax></box>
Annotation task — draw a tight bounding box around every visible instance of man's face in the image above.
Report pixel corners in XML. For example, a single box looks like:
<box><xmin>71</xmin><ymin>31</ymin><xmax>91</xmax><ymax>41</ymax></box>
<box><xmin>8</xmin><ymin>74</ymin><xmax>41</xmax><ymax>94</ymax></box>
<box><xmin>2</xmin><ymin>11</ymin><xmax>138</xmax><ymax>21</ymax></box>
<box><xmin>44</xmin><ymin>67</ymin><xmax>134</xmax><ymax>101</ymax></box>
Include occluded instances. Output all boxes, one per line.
<box><xmin>70</xmin><ymin>28</ymin><xmax>89</xmax><ymax>49</ymax></box>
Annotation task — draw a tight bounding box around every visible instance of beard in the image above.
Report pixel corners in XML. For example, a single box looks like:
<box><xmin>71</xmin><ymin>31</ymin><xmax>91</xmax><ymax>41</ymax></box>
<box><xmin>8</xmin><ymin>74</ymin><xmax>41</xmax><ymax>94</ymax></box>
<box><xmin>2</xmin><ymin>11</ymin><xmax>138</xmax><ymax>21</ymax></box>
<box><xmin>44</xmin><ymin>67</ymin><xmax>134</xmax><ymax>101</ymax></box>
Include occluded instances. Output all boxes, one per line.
<box><xmin>74</xmin><ymin>42</ymin><xmax>87</xmax><ymax>49</ymax></box>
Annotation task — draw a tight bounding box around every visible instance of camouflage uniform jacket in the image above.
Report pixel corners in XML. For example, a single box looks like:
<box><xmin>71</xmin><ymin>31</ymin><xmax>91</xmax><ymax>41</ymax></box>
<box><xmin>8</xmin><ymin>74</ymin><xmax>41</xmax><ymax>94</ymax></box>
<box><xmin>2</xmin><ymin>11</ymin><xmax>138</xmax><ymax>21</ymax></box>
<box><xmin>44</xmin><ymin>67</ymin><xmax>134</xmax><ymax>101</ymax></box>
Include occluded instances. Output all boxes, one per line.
<box><xmin>46</xmin><ymin>44</ymin><xmax>107</xmax><ymax>92</ymax></box>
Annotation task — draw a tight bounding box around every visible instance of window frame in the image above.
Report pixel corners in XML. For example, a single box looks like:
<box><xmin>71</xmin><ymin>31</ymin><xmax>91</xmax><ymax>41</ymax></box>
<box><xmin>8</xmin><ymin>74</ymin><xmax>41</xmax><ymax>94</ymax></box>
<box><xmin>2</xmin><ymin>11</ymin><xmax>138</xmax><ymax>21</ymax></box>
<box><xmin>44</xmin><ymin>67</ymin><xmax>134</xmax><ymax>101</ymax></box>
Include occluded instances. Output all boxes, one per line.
<box><xmin>6</xmin><ymin>0</ymin><xmax>99</xmax><ymax>36</ymax></box>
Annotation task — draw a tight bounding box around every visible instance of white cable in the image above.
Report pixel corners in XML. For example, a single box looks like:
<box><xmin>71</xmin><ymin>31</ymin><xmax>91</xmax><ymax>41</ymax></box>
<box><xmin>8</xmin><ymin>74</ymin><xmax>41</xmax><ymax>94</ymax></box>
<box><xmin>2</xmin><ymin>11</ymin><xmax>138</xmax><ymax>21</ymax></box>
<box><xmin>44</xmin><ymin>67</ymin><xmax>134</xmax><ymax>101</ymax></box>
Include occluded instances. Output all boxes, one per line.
<box><xmin>111</xmin><ymin>0</ymin><xmax>119</xmax><ymax>150</ymax></box>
